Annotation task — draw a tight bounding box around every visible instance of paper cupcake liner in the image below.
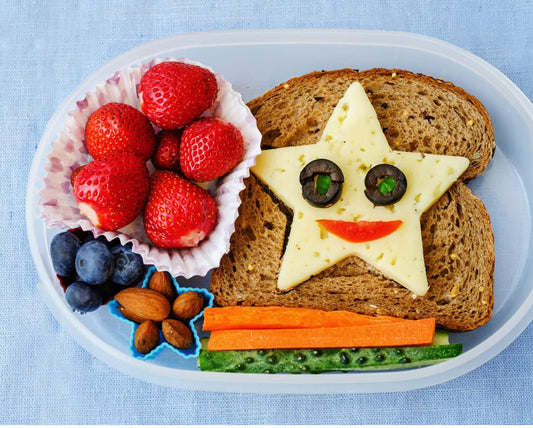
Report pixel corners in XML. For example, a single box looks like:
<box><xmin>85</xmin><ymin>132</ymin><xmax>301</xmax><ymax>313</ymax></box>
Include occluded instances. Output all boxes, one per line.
<box><xmin>40</xmin><ymin>57</ymin><xmax>262</xmax><ymax>278</ymax></box>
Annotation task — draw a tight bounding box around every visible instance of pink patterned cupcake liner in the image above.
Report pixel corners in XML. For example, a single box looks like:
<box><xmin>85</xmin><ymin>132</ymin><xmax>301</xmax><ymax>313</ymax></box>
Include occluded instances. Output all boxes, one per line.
<box><xmin>40</xmin><ymin>57</ymin><xmax>262</xmax><ymax>278</ymax></box>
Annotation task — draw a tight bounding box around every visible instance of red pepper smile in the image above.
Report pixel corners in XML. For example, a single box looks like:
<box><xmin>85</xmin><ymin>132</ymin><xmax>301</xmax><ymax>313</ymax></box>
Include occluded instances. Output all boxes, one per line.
<box><xmin>316</xmin><ymin>219</ymin><xmax>403</xmax><ymax>243</ymax></box>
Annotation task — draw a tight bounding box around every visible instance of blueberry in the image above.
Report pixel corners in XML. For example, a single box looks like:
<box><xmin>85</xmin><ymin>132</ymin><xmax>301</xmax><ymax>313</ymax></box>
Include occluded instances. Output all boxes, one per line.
<box><xmin>75</xmin><ymin>240</ymin><xmax>114</xmax><ymax>285</ymax></box>
<box><xmin>50</xmin><ymin>231</ymin><xmax>81</xmax><ymax>277</ymax></box>
<box><xmin>98</xmin><ymin>280</ymin><xmax>125</xmax><ymax>303</ymax></box>
<box><xmin>111</xmin><ymin>245</ymin><xmax>145</xmax><ymax>286</ymax></box>
<box><xmin>65</xmin><ymin>281</ymin><xmax>102</xmax><ymax>313</ymax></box>
<box><xmin>82</xmin><ymin>233</ymin><xmax>116</xmax><ymax>245</ymax></box>
<box><xmin>81</xmin><ymin>234</ymin><xmax>97</xmax><ymax>244</ymax></box>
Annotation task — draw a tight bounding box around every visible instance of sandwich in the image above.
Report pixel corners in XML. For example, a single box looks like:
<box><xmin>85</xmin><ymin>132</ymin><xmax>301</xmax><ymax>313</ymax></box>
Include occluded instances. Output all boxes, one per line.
<box><xmin>209</xmin><ymin>68</ymin><xmax>495</xmax><ymax>332</ymax></box>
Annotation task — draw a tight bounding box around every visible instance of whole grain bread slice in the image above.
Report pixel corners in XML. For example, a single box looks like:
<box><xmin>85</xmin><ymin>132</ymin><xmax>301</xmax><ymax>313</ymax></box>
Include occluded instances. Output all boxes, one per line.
<box><xmin>210</xmin><ymin>69</ymin><xmax>495</xmax><ymax>331</ymax></box>
<box><xmin>248</xmin><ymin>68</ymin><xmax>495</xmax><ymax>181</ymax></box>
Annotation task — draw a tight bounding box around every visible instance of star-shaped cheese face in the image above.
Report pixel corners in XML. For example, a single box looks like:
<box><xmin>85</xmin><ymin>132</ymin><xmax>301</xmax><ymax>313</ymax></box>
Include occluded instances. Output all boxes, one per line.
<box><xmin>251</xmin><ymin>82</ymin><xmax>469</xmax><ymax>296</ymax></box>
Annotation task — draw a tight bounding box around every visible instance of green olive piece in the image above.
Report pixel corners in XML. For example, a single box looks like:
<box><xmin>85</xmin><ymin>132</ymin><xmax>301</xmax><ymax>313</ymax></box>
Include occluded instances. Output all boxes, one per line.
<box><xmin>300</xmin><ymin>159</ymin><xmax>344</xmax><ymax>207</ymax></box>
<box><xmin>364</xmin><ymin>164</ymin><xmax>407</xmax><ymax>205</ymax></box>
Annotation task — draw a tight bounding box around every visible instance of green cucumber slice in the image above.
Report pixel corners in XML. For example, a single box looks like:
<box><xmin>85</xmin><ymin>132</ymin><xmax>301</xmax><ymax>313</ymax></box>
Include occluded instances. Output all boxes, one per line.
<box><xmin>198</xmin><ymin>338</ymin><xmax>462</xmax><ymax>373</ymax></box>
<box><xmin>432</xmin><ymin>329</ymin><xmax>451</xmax><ymax>345</ymax></box>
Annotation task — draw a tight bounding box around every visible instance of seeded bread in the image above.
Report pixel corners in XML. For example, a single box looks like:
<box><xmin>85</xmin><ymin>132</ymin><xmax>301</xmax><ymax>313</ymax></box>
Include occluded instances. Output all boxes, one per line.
<box><xmin>210</xmin><ymin>69</ymin><xmax>495</xmax><ymax>331</ymax></box>
<box><xmin>250</xmin><ymin>68</ymin><xmax>494</xmax><ymax>181</ymax></box>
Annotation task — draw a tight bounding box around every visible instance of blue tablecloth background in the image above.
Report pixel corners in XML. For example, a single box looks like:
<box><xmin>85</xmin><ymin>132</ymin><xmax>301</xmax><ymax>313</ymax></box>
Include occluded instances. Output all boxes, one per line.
<box><xmin>2</xmin><ymin>0</ymin><xmax>532</xmax><ymax>424</ymax></box>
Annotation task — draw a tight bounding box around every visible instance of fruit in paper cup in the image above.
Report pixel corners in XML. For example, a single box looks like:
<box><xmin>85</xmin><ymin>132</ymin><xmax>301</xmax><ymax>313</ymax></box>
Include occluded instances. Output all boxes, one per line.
<box><xmin>39</xmin><ymin>57</ymin><xmax>262</xmax><ymax>278</ymax></box>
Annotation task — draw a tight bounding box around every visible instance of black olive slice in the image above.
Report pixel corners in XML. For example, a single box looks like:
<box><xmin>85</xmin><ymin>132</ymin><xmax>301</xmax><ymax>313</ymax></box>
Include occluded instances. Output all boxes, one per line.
<box><xmin>300</xmin><ymin>159</ymin><xmax>344</xmax><ymax>207</ymax></box>
<box><xmin>364</xmin><ymin>164</ymin><xmax>407</xmax><ymax>205</ymax></box>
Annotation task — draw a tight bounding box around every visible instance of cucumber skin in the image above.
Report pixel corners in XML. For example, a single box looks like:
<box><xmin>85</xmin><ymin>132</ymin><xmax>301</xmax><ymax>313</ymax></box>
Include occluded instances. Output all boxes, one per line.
<box><xmin>198</xmin><ymin>340</ymin><xmax>462</xmax><ymax>374</ymax></box>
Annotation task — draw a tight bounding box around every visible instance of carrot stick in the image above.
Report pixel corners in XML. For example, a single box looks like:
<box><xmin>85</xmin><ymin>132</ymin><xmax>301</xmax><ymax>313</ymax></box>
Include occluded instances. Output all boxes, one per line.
<box><xmin>206</xmin><ymin>318</ymin><xmax>436</xmax><ymax>351</ymax></box>
<box><xmin>203</xmin><ymin>306</ymin><xmax>405</xmax><ymax>331</ymax></box>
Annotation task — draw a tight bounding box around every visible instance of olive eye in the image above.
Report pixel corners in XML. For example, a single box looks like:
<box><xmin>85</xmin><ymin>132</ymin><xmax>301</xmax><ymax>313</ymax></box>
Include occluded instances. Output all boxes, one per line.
<box><xmin>300</xmin><ymin>159</ymin><xmax>344</xmax><ymax>207</ymax></box>
<box><xmin>364</xmin><ymin>164</ymin><xmax>407</xmax><ymax>205</ymax></box>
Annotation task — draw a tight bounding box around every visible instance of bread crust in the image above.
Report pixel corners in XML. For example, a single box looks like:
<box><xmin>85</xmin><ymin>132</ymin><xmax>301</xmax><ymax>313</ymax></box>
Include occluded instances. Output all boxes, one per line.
<box><xmin>248</xmin><ymin>68</ymin><xmax>495</xmax><ymax>181</ymax></box>
<box><xmin>211</xmin><ymin>69</ymin><xmax>495</xmax><ymax>331</ymax></box>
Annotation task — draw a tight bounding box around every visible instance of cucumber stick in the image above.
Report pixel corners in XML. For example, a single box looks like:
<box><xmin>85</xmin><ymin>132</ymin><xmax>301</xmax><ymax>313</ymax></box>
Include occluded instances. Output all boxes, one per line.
<box><xmin>198</xmin><ymin>338</ymin><xmax>462</xmax><ymax>373</ymax></box>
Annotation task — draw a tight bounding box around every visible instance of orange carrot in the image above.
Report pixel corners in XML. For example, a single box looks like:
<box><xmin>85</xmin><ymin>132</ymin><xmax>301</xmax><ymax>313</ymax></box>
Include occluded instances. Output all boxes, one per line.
<box><xmin>203</xmin><ymin>306</ymin><xmax>406</xmax><ymax>331</ymax></box>
<box><xmin>206</xmin><ymin>318</ymin><xmax>436</xmax><ymax>351</ymax></box>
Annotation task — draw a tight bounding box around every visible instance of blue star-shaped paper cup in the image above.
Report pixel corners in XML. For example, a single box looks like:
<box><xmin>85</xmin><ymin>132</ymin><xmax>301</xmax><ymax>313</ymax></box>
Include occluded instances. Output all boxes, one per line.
<box><xmin>108</xmin><ymin>266</ymin><xmax>214</xmax><ymax>360</ymax></box>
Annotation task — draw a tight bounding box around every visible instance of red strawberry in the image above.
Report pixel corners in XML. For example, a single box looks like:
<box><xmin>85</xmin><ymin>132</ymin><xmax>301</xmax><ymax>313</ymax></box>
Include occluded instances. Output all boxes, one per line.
<box><xmin>70</xmin><ymin>164</ymin><xmax>85</xmax><ymax>188</ymax></box>
<box><xmin>180</xmin><ymin>117</ymin><xmax>244</xmax><ymax>182</ymax></box>
<box><xmin>138</xmin><ymin>61</ymin><xmax>218</xmax><ymax>130</ymax></box>
<box><xmin>151</xmin><ymin>129</ymin><xmax>183</xmax><ymax>170</ymax></box>
<box><xmin>85</xmin><ymin>102</ymin><xmax>156</xmax><ymax>161</ymax></box>
<box><xmin>143</xmin><ymin>170</ymin><xmax>218</xmax><ymax>249</ymax></box>
<box><xmin>73</xmin><ymin>152</ymin><xmax>150</xmax><ymax>231</ymax></box>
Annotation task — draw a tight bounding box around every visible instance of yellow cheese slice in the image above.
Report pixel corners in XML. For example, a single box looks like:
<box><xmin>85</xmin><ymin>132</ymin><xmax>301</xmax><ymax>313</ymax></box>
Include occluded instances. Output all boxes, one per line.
<box><xmin>252</xmin><ymin>82</ymin><xmax>469</xmax><ymax>296</ymax></box>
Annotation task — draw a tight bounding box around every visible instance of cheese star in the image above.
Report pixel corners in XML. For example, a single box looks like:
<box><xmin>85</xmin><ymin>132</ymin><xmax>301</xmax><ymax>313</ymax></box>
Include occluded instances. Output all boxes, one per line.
<box><xmin>251</xmin><ymin>82</ymin><xmax>469</xmax><ymax>296</ymax></box>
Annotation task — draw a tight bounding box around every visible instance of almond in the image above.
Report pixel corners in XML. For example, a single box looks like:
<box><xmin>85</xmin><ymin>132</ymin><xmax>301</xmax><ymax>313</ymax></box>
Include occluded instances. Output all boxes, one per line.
<box><xmin>171</xmin><ymin>291</ymin><xmax>204</xmax><ymax>321</ymax></box>
<box><xmin>114</xmin><ymin>288</ymin><xmax>170</xmax><ymax>322</ymax></box>
<box><xmin>162</xmin><ymin>319</ymin><xmax>193</xmax><ymax>349</ymax></box>
<box><xmin>148</xmin><ymin>270</ymin><xmax>175</xmax><ymax>301</ymax></box>
<box><xmin>117</xmin><ymin>305</ymin><xmax>148</xmax><ymax>324</ymax></box>
<box><xmin>134</xmin><ymin>320</ymin><xmax>160</xmax><ymax>354</ymax></box>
